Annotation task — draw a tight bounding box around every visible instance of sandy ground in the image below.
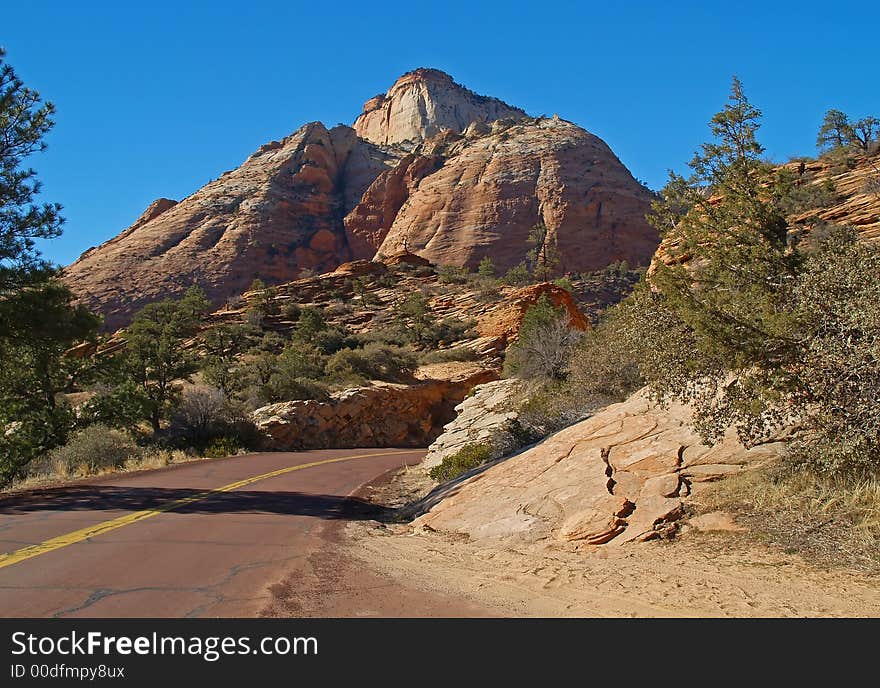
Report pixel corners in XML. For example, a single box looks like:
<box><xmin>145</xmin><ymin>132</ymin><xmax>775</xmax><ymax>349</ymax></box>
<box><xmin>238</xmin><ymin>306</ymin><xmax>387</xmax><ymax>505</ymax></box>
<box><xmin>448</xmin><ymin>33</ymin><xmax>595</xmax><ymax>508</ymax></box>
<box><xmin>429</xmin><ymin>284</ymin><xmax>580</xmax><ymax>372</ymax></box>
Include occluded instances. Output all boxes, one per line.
<box><xmin>279</xmin><ymin>464</ymin><xmax>880</xmax><ymax>619</ymax></box>
<box><xmin>344</xmin><ymin>521</ymin><xmax>880</xmax><ymax>617</ymax></box>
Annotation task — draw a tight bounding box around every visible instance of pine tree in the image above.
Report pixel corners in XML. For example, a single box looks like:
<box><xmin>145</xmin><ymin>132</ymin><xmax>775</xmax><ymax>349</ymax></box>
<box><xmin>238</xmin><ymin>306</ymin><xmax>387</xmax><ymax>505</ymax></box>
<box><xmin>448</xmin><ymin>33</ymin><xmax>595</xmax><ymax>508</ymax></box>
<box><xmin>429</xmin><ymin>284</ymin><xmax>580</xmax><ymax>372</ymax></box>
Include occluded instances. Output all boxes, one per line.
<box><xmin>526</xmin><ymin>222</ymin><xmax>559</xmax><ymax>281</ymax></box>
<box><xmin>816</xmin><ymin>109</ymin><xmax>855</xmax><ymax>152</ymax></box>
<box><xmin>0</xmin><ymin>48</ymin><xmax>63</xmax><ymax>303</ymax></box>
<box><xmin>120</xmin><ymin>287</ymin><xmax>210</xmax><ymax>433</ymax></box>
<box><xmin>0</xmin><ymin>50</ymin><xmax>100</xmax><ymax>483</ymax></box>
<box><xmin>642</xmin><ymin>77</ymin><xmax>802</xmax><ymax>443</ymax></box>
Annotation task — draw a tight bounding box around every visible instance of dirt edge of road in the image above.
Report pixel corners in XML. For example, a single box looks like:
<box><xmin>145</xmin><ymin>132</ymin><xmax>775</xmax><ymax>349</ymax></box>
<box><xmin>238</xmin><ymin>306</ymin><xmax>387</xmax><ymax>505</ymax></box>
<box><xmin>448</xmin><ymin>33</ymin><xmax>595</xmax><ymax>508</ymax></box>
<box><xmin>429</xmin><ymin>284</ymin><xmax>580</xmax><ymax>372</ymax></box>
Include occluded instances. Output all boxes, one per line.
<box><xmin>264</xmin><ymin>464</ymin><xmax>880</xmax><ymax>618</ymax></box>
<box><xmin>259</xmin><ymin>463</ymin><xmax>498</xmax><ymax>617</ymax></box>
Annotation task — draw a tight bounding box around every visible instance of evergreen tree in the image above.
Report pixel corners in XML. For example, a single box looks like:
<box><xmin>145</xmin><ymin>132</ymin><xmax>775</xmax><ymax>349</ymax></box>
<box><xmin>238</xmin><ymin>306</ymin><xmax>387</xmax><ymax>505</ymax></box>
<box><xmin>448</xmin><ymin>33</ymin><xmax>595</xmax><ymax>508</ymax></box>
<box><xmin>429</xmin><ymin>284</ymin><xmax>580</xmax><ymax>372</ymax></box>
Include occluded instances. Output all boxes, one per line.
<box><xmin>526</xmin><ymin>222</ymin><xmax>559</xmax><ymax>282</ymax></box>
<box><xmin>0</xmin><ymin>50</ymin><xmax>100</xmax><ymax>483</ymax></box>
<box><xmin>0</xmin><ymin>48</ymin><xmax>62</xmax><ymax>305</ymax></box>
<box><xmin>120</xmin><ymin>287</ymin><xmax>210</xmax><ymax>433</ymax></box>
<box><xmin>641</xmin><ymin>77</ymin><xmax>802</xmax><ymax>443</ymax></box>
<box><xmin>816</xmin><ymin>109</ymin><xmax>854</xmax><ymax>152</ymax></box>
<box><xmin>477</xmin><ymin>256</ymin><xmax>496</xmax><ymax>278</ymax></box>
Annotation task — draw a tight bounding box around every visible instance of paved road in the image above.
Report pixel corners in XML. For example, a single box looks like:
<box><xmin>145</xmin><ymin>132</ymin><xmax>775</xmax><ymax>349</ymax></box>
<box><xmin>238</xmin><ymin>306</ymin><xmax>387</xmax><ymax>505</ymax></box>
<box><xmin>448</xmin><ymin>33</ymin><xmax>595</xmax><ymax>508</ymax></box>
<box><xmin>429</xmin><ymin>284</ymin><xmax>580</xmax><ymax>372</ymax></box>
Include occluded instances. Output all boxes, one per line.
<box><xmin>0</xmin><ymin>449</ymin><xmax>424</xmax><ymax>617</ymax></box>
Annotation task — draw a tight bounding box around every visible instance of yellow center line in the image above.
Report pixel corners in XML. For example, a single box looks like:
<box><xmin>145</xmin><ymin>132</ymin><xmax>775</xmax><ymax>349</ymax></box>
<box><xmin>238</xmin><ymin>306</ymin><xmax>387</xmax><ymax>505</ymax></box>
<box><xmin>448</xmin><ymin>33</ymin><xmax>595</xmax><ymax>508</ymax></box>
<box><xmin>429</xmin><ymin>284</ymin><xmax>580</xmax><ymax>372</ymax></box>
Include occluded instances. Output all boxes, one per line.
<box><xmin>0</xmin><ymin>450</ymin><xmax>418</xmax><ymax>571</ymax></box>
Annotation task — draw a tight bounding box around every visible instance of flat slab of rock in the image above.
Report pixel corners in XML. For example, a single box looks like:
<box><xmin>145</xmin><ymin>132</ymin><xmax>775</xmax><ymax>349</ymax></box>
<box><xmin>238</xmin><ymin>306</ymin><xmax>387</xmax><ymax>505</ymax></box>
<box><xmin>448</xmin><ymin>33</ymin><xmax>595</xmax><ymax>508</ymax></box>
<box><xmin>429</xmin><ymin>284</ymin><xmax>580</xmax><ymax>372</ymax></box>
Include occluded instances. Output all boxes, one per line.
<box><xmin>413</xmin><ymin>387</ymin><xmax>785</xmax><ymax>548</ymax></box>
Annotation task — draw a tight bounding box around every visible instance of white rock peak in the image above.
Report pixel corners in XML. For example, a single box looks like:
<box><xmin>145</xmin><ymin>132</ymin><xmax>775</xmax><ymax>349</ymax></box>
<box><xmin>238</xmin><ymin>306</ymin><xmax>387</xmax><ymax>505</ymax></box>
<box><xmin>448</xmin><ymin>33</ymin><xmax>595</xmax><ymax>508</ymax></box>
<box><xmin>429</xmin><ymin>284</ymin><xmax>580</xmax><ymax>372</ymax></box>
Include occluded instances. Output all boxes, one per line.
<box><xmin>353</xmin><ymin>68</ymin><xmax>527</xmax><ymax>146</ymax></box>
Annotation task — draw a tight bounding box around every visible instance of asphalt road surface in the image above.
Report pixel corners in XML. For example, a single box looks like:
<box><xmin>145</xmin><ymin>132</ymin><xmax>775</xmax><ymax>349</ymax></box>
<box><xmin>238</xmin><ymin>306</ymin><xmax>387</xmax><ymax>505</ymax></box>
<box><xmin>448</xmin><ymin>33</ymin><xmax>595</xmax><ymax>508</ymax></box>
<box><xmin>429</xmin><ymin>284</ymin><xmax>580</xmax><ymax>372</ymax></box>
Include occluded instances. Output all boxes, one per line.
<box><xmin>0</xmin><ymin>449</ymin><xmax>425</xmax><ymax>617</ymax></box>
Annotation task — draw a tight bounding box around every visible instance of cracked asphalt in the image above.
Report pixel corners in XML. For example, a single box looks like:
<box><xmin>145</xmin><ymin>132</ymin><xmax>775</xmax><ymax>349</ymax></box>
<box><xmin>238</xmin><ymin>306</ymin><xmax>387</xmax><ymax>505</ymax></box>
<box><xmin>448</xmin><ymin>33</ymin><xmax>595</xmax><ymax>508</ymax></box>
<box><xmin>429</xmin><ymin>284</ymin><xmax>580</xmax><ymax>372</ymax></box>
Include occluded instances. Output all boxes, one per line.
<box><xmin>0</xmin><ymin>449</ymin><xmax>424</xmax><ymax>617</ymax></box>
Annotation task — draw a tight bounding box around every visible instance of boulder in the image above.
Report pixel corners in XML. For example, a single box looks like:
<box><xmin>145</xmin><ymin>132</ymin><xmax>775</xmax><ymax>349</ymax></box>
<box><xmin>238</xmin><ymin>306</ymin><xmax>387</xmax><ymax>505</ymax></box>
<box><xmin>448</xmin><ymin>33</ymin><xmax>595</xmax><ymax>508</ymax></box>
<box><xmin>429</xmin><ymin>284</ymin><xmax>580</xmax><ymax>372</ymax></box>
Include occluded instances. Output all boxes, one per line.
<box><xmin>413</xmin><ymin>387</ymin><xmax>787</xmax><ymax>547</ymax></box>
<box><xmin>422</xmin><ymin>378</ymin><xmax>526</xmax><ymax>470</ymax></box>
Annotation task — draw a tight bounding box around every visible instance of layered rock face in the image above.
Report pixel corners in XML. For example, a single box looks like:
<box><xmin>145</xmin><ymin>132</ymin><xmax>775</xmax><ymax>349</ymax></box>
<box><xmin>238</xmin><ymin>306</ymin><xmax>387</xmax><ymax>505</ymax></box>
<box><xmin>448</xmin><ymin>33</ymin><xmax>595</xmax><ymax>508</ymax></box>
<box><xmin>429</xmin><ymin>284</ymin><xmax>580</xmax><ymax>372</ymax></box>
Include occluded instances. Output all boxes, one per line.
<box><xmin>422</xmin><ymin>378</ymin><xmax>525</xmax><ymax>470</ymax></box>
<box><xmin>651</xmin><ymin>153</ymin><xmax>880</xmax><ymax>276</ymax></box>
<box><xmin>64</xmin><ymin>123</ymin><xmax>403</xmax><ymax>330</ymax></box>
<box><xmin>65</xmin><ymin>68</ymin><xmax>659</xmax><ymax>328</ymax></box>
<box><xmin>414</xmin><ymin>387</ymin><xmax>786</xmax><ymax>547</ymax></box>
<box><xmin>253</xmin><ymin>370</ymin><xmax>497</xmax><ymax>450</ymax></box>
<box><xmin>353</xmin><ymin>68</ymin><xmax>526</xmax><ymax>146</ymax></box>
<box><xmin>343</xmin><ymin>153</ymin><xmax>443</xmax><ymax>259</ymax></box>
<box><xmin>370</xmin><ymin>117</ymin><xmax>659</xmax><ymax>273</ymax></box>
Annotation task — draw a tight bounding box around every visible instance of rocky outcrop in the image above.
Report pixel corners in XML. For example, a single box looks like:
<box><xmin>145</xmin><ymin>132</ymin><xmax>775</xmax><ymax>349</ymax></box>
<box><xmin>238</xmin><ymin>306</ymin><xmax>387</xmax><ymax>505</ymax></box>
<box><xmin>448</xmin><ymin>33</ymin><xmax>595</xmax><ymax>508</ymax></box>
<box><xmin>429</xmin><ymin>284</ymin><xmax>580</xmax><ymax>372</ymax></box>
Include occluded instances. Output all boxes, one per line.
<box><xmin>253</xmin><ymin>370</ymin><xmax>497</xmax><ymax>450</ymax></box>
<box><xmin>374</xmin><ymin>117</ymin><xmax>659</xmax><ymax>274</ymax></box>
<box><xmin>353</xmin><ymin>68</ymin><xmax>527</xmax><ymax>146</ymax></box>
<box><xmin>788</xmin><ymin>154</ymin><xmax>880</xmax><ymax>241</ymax></box>
<box><xmin>344</xmin><ymin>153</ymin><xmax>443</xmax><ymax>259</ymax></box>
<box><xmin>476</xmin><ymin>283</ymin><xmax>590</xmax><ymax>348</ymax></box>
<box><xmin>422</xmin><ymin>378</ymin><xmax>525</xmax><ymax>470</ymax></box>
<box><xmin>651</xmin><ymin>152</ymin><xmax>880</xmax><ymax>276</ymax></box>
<box><xmin>207</xmin><ymin>258</ymin><xmax>591</xmax><ymax>359</ymax></box>
<box><xmin>64</xmin><ymin>124</ymin><xmax>402</xmax><ymax>330</ymax></box>
<box><xmin>413</xmin><ymin>387</ymin><xmax>786</xmax><ymax>547</ymax></box>
<box><xmin>65</xmin><ymin>68</ymin><xmax>659</xmax><ymax>329</ymax></box>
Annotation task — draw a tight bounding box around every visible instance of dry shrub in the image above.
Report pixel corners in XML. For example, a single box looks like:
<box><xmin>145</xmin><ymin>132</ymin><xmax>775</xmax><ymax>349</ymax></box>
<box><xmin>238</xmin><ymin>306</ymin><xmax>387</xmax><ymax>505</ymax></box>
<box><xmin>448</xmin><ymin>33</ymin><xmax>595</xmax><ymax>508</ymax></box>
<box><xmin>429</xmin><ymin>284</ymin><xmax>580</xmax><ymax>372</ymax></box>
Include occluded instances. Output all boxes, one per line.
<box><xmin>31</xmin><ymin>425</ymin><xmax>140</xmax><ymax>478</ymax></box>
<box><xmin>700</xmin><ymin>465</ymin><xmax>880</xmax><ymax>572</ymax></box>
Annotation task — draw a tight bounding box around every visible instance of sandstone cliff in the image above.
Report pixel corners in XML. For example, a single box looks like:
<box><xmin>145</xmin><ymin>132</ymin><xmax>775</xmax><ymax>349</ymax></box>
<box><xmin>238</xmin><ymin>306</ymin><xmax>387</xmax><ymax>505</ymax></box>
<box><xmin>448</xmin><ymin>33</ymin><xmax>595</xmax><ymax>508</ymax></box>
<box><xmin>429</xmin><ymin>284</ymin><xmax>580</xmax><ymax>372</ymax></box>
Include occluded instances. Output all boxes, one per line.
<box><xmin>369</xmin><ymin>117</ymin><xmax>659</xmax><ymax>274</ymax></box>
<box><xmin>64</xmin><ymin>123</ymin><xmax>403</xmax><ymax>330</ymax></box>
<box><xmin>65</xmin><ymin>69</ymin><xmax>659</xmax><ymax>328</ymax></box>
<box><xmin>353</xmin><ymin>68</ymin><xmax>526</xmax><ymax>146</ymax></box>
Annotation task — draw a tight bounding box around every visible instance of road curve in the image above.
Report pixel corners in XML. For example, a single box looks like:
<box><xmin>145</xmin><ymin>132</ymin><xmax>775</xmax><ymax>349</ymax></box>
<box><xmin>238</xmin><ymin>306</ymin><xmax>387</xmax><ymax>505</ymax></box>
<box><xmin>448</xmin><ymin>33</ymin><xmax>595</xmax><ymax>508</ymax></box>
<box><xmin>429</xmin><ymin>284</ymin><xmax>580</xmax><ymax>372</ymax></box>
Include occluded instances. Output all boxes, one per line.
<box><xmin>0</xmin><ymin>449</ymin><xmax>424</xmax><ymax>618</ymax></box>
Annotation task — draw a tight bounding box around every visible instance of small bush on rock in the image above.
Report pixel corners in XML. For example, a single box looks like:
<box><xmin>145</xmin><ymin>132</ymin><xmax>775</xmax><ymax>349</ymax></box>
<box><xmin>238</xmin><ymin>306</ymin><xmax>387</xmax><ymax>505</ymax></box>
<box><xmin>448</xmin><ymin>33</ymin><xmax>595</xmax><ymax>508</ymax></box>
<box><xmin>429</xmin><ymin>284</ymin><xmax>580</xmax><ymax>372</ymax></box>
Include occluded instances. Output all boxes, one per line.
<box><xmin>428</xmin><ymin>443</ymin><xmax>495</xmax><ymax>482</ymax></box>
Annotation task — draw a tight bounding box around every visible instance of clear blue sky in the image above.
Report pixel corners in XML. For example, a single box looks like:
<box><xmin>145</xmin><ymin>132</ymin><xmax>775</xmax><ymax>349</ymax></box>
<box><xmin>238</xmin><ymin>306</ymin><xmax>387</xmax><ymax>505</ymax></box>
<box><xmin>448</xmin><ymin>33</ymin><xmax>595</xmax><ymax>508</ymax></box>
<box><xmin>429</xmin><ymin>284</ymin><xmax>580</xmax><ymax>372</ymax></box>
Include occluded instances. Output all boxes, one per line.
<box><xmin>4</xmin><ymin>0</ymin><xmax>878</xmax><ymax>266</ymax></box>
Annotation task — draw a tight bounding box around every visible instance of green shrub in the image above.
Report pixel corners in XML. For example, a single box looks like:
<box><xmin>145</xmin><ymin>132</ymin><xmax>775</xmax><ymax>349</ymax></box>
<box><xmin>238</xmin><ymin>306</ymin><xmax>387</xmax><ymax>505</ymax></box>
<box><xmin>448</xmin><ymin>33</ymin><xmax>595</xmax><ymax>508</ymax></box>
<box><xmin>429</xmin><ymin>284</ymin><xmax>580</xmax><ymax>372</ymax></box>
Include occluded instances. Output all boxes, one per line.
<box><xmin>429</xmin><ymin>443</ymin><xmax>496</xmax><ymax>482</ymax></box>
<box><xmin>326</xmin><ymin>343</ymin><xmax>417</xmax><ymax>383</ymax></box>
<box><xmin>33</xmin><ymin>424</ymin><xmax>140</xmax><ymax>477</ymax></box>
<box><xmin>502</xmin><ymin>262</ymin><xmax>531</xmax><ymax>286</ymax></box>
<box><xmin>312</xmin><ymin>325</ymin><xmax>358</xmax><ymax>355</ymax></box>
<box><xmin>438</xmin><ymin>264</ymin><xmax>470</xmax><ymax>284</ymax></box>
<box><xmin>567</xmin><ymin>311</ymin><xmax>645</xmax><ymax>405</ymax></box>
<box><xmin>553</xmin><ymin>276</ymin><xmax>575</xmax><ymax>292</ymax></box>
<box><xmin>477</xmin><ymin>256</ymin><xmax>496</xmax><ymax>278</ymax></box>
<box><xmin>324</xmin><ymin>301</ymin><xmax>352</xmax><ymax>317</ymax></box>
<box><xmin>249</xmin><ymin>283</ymin><xmax>279</xmax><ymax>316</ymax></box>
<box><xmin>263</xmin><ymin>375</ymin><xmax>329</xmax><ymax>404</ymax></box>
<box><xmin>80</xmin><ymin>381</ymin><xmax>150</xmax><ymax>431</ymax></box>
<box><xmin>418</xmin><ymin>347</ymin><xmax>479</xmax><ymax>364</ymax></box>
<box><xmin>281</xmin><ymin>301</ymin><xmax>301</xmax><ymax>320</ymax></box>
<box><xmin>293</xmin><ymin>307</ymin><xmax>327</xmax><ymax>340</ymax></box>
<box><xmin>424</xmin><ymin>317</ymin><xmax>475</xmax><ymax>347</ymax></box>
<box><xmin>203</xmin><ymin>437</ymin><xmax>242</xmax><ymax>458</ymax></box>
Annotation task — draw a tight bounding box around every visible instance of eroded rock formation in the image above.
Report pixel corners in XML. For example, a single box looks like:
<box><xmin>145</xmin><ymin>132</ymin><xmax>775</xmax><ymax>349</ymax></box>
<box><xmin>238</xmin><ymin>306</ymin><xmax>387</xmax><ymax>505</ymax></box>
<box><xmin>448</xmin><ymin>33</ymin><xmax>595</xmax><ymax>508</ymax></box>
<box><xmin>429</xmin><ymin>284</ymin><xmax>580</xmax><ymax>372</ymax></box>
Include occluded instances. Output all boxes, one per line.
<box><xmin>353</xmin><ymin>68</ymin><xmax>526</xmax><ymax>146</ymax></box>
<box><xmin>64</xmin><ymin>123</ymin><xmax>402</xmax><ymax>330</ymax></box>
<box><xmin>373</xmin><ymin>117</ymin><xmax>659</xmax><ymax>274</ymax></box>
<box><xmin>413</xmin><ymin>387</ymin><xmax>787</xmax><ymax>546</ymax></box>
<box><xmin>253</xmin><ymin>369</ymin><xmax>497</xmax><ymax>450</ymax></box>
<box><xmin>64</xmin><ymin>69</ymin><xmax>659</xmax><ymax>329</ymax></box>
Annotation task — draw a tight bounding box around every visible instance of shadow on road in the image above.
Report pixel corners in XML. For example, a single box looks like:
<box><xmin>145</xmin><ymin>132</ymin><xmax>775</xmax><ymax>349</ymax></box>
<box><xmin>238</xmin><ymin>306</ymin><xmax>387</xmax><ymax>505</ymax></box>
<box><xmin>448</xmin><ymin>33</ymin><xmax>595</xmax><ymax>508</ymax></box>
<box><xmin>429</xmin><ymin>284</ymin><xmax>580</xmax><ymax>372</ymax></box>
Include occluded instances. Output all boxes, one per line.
<box><xmin>0</xmin><ymin>486</ymin><xmax>393</xmax><ymax>521</ymax></box>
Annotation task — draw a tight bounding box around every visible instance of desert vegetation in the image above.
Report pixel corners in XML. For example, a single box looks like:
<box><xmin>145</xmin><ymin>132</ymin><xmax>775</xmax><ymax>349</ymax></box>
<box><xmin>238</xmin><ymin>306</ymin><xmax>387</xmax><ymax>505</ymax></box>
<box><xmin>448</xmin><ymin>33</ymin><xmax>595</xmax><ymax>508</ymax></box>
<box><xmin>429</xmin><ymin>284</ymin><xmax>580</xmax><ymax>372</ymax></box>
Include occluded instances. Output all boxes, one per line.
<box><xmin>496</xmin><ymin>80</ymin><xmax>880</xmax><ymax>563</ymax></box>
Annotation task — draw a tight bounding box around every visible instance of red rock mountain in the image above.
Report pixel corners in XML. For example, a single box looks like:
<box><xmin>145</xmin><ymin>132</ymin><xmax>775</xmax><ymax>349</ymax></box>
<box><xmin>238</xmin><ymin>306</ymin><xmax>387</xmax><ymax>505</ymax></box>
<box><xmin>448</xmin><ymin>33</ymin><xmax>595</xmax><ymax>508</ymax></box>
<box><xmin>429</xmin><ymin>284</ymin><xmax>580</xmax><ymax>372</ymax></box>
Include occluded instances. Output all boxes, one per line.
<box><xmin>64</xmin><ymin>69</ymin><xmax>659</xmax><ymax>329</ymax></box>
<box><xmin>351</xmin><ymin>116</ymin><xmax>659</xmax><ymax>273</ymax></box>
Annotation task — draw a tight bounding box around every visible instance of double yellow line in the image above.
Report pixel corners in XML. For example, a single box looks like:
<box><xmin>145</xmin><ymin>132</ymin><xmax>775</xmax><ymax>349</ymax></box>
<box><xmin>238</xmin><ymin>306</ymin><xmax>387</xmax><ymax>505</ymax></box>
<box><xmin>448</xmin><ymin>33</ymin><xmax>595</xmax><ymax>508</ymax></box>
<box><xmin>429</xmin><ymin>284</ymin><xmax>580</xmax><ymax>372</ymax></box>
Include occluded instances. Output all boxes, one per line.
<box><xmin>0</xmin><ymin>451</ymin><xmax>414</xmax><ymax>571</ymax></box>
